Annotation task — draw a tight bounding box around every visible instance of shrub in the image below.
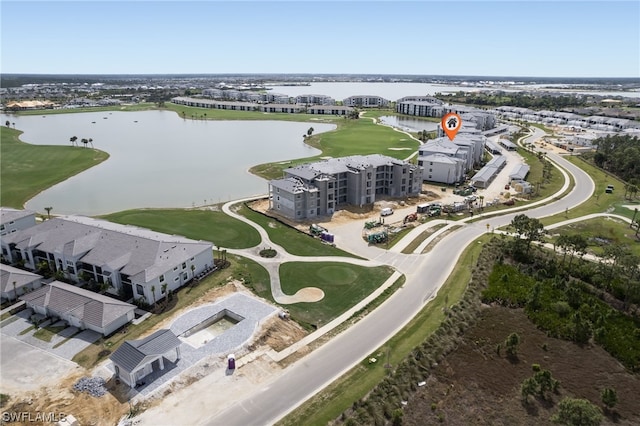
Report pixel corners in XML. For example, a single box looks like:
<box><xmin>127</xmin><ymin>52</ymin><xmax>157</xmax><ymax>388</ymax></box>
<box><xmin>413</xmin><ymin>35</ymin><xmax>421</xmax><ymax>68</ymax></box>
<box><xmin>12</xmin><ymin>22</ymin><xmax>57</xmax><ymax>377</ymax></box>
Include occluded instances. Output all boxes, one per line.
<box><xmin>552</xmin><ymin>397</ymin><xmax>602</xmax><ymax>426</ymax></box>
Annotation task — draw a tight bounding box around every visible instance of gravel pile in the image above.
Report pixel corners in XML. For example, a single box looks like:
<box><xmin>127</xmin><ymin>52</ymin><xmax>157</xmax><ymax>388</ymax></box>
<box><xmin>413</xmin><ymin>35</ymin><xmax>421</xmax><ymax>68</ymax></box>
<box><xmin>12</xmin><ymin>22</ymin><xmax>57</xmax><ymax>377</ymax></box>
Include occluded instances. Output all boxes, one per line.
<box><xmin>73</xmin><ymin>377</ymin><xmax>107</xmax><ymax>397</ymax></box>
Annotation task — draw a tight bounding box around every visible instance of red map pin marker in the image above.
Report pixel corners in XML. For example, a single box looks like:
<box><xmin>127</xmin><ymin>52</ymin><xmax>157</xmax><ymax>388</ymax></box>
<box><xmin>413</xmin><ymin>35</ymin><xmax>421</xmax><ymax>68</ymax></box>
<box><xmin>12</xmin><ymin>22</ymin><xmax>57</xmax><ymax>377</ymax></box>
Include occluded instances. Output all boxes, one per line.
<box><xmin>441</xmin><ymin>112</ymin><xmax>462</xmax><ymax>141</ymax></box>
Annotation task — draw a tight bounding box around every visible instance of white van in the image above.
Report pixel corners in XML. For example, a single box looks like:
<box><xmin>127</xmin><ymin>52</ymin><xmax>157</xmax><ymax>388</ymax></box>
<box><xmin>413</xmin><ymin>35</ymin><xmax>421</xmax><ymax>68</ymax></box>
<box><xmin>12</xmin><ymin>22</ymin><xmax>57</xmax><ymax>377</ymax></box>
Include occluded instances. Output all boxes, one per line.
<box><xmin>380</xmin><ymin>207</ymin><xmax>394</xmax><ymax>216</ymax></box>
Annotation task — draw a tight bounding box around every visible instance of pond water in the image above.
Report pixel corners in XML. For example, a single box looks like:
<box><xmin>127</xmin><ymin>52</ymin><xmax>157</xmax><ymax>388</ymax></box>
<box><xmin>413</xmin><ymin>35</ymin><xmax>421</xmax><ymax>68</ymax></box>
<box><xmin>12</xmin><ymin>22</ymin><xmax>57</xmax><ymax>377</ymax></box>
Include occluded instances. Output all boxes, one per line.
<box><xmin>2</xmin><ymin>110</ymin><xmax>333</xmax><ymax>215</ymax></box>
<box><xmin>378</xmin><ymin>116</ymin><xmax>439</xmax><ymax>133</ymax></box>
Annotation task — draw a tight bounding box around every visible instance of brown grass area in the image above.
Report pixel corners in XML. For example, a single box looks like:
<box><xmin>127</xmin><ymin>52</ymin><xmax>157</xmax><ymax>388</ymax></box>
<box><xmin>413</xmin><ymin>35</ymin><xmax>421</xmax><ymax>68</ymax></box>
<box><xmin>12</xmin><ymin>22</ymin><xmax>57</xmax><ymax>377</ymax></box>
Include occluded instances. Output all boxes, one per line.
<box><xmin>403</xmin><ymin>306</ymin><xmax>640</xmax><ymax>425</ymax></box>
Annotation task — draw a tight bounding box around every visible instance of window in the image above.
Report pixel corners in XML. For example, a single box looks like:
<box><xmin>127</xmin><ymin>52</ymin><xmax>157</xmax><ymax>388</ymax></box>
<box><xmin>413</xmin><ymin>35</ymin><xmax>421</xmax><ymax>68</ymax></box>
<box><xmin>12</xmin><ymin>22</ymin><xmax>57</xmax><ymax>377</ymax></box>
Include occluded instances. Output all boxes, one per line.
<box><xmin>136</xmin><ymin>284</ymin><xmax>144</xmax><ymax>295</ymax></box>
<box><xmin>159</xmin><ymin>275</ymin><xmax>165</xmax><ymax>283</ymax></box>
<box><xmin>173</xmin><ymin>266</ymin><xmax>178</xmax><ymax>271</ymax></box>
<box><xmin>183</xmin><ymin>273</ymin><xmax>188</xmax><ymax>280</ymax></box>
<box><xmin>430</xmin><ymin>162</ymin><xmax>433</xmax><ymax>166</ymax></box>
<box><xmin>182</xmin><ymin>262</ymin><xmax>186</xmax><ymax>269</ymax></box>
<box><xmin>174</xmin><ymin>276</ymin><xmax>179</xmax><ymax>282</ymax></box>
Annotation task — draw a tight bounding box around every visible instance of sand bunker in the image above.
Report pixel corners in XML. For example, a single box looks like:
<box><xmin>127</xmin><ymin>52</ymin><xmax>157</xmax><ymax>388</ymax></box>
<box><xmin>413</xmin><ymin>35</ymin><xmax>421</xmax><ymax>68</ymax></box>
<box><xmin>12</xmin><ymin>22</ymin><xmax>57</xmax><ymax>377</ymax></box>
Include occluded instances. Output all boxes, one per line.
<box><xmin>277</xmin><ymin>287</ymin><xmax>325</xmax><ymax>304</ymax></box>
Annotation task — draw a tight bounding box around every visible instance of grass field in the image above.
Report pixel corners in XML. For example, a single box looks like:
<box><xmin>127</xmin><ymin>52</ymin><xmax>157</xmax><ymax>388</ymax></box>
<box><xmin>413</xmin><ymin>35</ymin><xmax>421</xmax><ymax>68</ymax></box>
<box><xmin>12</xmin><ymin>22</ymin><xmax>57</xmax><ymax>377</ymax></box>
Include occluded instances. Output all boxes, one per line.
<box><xmin>278</xmin><ymin>262</ymin><xmax>394</xmax><ymax>328</ymax></box>
<box><xmin>541</xmin><ymin>155</ymin><xmax>637</xmax><ymax>225</ymax></box>
<box><xmin>101</xmin><ymin>208</ymin><xmax>261</xmax><ymax>249</ymax></box>
<box><xmin>0</xmin><ymin>127</ymin><xmax>109</xmax><ymax>209</ymax></box>
<box><xmin>546</xmin><ymin>217</ymin><xmax>640</xmax><ymax>257</ymax></box>
<box><xmin>278</xmin><ymin>234</ymin><xmax>491</xmax><ymax>426</ymax></box>
<box><xmin>237</xmin><ymin>204</ymin><xmax>361</xmax><ymax>258</ymax></box>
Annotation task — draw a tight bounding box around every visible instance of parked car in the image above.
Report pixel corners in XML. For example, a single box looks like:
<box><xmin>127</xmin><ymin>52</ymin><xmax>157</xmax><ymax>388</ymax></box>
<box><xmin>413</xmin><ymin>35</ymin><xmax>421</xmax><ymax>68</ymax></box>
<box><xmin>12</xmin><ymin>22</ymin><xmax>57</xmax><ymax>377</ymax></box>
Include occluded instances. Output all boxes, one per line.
<box><xmin>381</xmin><ymin>207</ymin><xmax>394</xmax><ymax>216</ymax></box>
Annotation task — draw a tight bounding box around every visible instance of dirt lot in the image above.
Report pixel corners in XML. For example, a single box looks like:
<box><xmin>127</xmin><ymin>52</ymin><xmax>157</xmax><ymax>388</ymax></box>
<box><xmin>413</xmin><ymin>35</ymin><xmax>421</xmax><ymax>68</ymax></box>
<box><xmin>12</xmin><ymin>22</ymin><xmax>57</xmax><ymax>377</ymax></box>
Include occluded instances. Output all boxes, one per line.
<box><xmin>1</xmin><ymin>281</ymin><xmax>308</xmax><ymax>426</ymax></box>
<box><xmin>402</xmin><ymin>306</ymin><xmax>640</xmax><ymax>425</ymax></box>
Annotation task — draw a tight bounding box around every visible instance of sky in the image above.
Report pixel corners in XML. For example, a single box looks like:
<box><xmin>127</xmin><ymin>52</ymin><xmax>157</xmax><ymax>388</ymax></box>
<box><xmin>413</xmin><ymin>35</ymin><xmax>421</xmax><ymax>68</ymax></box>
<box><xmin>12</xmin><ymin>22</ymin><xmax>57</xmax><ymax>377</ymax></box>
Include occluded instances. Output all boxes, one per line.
<box><xmin>1</xmin><ymin>1</ymin><xmax>639</xmax><ymax>78</ymax></box>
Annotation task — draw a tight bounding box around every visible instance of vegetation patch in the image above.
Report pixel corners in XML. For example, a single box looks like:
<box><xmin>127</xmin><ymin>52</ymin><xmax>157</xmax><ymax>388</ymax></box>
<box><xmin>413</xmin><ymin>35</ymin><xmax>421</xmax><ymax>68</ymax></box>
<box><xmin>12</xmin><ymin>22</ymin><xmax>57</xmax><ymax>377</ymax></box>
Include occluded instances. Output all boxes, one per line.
<box><xmin>279</xmin><ymin>262</ymin><xmax>394</xmax><ymax>329</ymax></box>
<box><xmin>33</xmin><ymin>325</ymin><xmax>67</xmax><ymax>342</ymax></box>
<box><xmin>0</xmin><ymin>127</ymin><xmax>109</xmax><ymax>209</ymax></box>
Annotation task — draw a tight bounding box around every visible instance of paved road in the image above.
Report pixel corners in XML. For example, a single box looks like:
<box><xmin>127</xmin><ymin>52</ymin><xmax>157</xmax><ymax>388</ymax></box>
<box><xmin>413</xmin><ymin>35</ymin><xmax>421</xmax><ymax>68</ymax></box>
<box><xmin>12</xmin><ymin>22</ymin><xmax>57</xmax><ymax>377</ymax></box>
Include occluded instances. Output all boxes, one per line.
<box><xmin>204</xmin><ymin>147</ymin><xmax>595</xmax><ymax>423</ymax></box>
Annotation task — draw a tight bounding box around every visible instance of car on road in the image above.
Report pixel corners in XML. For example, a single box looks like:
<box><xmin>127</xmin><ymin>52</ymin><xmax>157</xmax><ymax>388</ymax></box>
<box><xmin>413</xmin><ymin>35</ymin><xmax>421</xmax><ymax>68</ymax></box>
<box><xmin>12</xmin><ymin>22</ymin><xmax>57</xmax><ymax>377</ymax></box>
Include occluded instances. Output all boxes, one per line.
<box><xmin>380</xmin><ymin>207</ymin><xmax>394</xmax><ymax>216</ymax></box>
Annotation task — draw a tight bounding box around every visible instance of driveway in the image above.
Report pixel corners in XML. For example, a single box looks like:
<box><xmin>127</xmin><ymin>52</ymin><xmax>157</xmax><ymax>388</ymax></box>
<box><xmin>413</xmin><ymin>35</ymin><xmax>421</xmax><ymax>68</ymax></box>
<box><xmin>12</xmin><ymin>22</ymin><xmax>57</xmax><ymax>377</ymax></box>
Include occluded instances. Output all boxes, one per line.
<box><xmin>0</xmin><ymin>334</ymin><xmax>80</xmax><ymax>394</ymax></box>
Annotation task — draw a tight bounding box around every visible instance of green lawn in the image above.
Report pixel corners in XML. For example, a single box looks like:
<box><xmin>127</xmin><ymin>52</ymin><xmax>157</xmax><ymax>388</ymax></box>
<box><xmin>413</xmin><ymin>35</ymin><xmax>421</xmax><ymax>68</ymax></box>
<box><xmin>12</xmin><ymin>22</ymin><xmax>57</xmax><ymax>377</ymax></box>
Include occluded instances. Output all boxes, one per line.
<box><xmin>546</xmin><ymin>217</ymin><xmax>640</xmax><ymax>257</ymax></box>
<box><xmin>101</xmin><ymin>208</ymin><xmax>261</xmax><ymax>249</ymax></box>
<box><xmin>0</xmin><ymin>127</ymin><xmax>109</xmax><ymax>209</ymax></box>
<box><xmin>278</xmin><ymin>262</ymin><xmax>394</xmax><ymax>328</ymax></box>
<box><xmin>237</xmin><ymin>204</ymin><xmax>361</xmax><ymax>258</ymax></box>
<box><xmin>15</xmin><ymin>103</ymin><xmax>158</xmax><ymax>115</ymax></box>
<box><xmin>279</xmin><ymin>235</ymin><xmax>492</xmax><ymax>426</ymax></box>
<box><xmin>541</xmin><ymin>155</ymin><xmax>636</xmax><ymax>225</ymax></box>
<box><xmin>33</xmin><ymin>325</ymin><xmax>66</xmax><ymax>342</ymax></box>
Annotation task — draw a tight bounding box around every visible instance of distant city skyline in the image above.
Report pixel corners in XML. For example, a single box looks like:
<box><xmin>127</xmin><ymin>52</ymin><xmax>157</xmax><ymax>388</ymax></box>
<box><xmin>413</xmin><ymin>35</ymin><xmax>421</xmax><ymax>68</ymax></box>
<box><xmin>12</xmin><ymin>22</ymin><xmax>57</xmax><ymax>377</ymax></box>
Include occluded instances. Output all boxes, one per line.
<box><xmin>1</xmin><ymin>1</ymin><xmax>638</xmax><ymax>78</ymax></box>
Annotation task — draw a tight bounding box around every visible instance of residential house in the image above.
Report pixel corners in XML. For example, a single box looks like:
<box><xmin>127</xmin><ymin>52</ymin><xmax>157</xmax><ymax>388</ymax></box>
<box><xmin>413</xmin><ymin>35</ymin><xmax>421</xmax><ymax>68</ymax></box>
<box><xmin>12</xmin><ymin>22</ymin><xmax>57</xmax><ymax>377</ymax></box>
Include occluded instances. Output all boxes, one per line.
<box><xmin>21</xmin><ymin>281</ymin><xmax>136</xmax><ymax>336</ymax></box>
<box><xmin>1</xmin><ymin>215</ymin><xmax>214</xmax><ymax>304</ymax></box>
<box><xmin>0</xmin><ymin>264</ymin><xmax>42</xmax><ymax>301</ymax></box>
<box><xmin>306</xmin><ymin>105</ymin><xmax>354</xmax><ymax>116</ymax></box>
<box><xmin>295</xmin><ymin>94</ymin><xmax>335</xmax><ymax>105</ymax></box>
<box><xmin>268</xmin><ymin>154</ymin><xmax>422</xmax><ymax>220</ymax></box>
<box><xmin>419</xmin><ymin>154</ymin><xmax>465</xmax><ymax>184</ymax></box>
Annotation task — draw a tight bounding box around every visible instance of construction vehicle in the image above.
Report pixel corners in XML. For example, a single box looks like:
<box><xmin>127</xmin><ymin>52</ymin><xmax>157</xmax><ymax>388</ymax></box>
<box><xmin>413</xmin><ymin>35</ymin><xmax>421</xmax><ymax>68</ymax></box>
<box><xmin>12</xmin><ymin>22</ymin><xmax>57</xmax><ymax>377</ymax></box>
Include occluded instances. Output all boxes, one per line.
<box><xmin>309</xmin><ymin>223</ymin><xmax>328</xmax><ymax>236</ymax></box>
<box><xmin>404</xmin><ymin>212</ymin><xmax>418</xmax><ymax>223</ymax></box>
<box><xmin>364</xmin><ymin>220</ymin><xmax>381</xmax><ymax>229</ymax></box>
<box><xmin>367</xmin><ymin>231</ymin><xmax>388</xmax><ymax>244</ymax></box>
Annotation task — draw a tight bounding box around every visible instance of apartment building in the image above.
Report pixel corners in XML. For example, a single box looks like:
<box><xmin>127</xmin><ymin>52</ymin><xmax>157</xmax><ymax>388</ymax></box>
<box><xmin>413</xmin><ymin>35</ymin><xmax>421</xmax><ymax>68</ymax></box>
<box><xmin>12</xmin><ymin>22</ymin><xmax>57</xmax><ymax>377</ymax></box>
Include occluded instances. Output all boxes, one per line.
<box><xmin>268</xmin><ymin>155</ymin><xmax>422</xmax><ymax>220</ymax></box>
<box><xmin>343</xmin><ymin>96</ymin><xmax>390</xmax><ymax>108</ymax></box>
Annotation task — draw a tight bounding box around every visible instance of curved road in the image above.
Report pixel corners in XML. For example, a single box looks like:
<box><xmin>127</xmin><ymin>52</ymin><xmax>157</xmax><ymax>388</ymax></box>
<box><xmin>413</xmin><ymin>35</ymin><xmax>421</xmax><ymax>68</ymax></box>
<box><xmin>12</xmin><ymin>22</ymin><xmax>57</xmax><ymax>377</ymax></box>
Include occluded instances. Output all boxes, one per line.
<box><xmin>205</xmin><ymin>137</ymin><xmax>595</xmax><ymax>424</ymax></box>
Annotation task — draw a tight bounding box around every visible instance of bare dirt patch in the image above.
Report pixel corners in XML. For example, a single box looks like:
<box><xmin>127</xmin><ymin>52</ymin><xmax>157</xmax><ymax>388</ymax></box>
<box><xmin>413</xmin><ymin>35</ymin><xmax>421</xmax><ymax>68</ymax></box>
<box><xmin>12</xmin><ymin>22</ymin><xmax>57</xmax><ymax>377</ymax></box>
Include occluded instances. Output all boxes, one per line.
<box><xmin>402</xmin><ymin>306</ymin><xmax>640</xmax><ymax>425</ymax></box>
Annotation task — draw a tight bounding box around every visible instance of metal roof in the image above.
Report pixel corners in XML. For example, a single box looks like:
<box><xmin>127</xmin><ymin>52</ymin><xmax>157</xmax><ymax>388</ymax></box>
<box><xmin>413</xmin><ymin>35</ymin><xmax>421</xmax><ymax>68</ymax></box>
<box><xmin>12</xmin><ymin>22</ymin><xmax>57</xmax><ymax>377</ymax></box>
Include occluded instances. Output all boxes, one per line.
<box><xmin>110</xmin><ymin>329</ymin><xmax>181</xmax><ymax>373</ymax></box>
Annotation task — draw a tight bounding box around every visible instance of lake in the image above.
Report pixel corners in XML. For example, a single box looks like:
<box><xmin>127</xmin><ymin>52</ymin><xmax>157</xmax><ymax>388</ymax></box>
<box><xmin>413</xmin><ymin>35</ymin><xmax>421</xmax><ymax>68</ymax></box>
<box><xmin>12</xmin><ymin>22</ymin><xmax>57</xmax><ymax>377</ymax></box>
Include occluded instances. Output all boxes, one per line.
<box><xmin>2</xmin><ymin>110</ymin><xmax>333</xmax><ymax>215</ymax></box>
<box><xmin>378</xmin><ymin>116</ymin><xmax>439</xmax><ymax>133</ymax></box>
<box><xmin>266</xmin><ymin>82</ymin><xmax>640</xmax><ymax>100</ymax></box>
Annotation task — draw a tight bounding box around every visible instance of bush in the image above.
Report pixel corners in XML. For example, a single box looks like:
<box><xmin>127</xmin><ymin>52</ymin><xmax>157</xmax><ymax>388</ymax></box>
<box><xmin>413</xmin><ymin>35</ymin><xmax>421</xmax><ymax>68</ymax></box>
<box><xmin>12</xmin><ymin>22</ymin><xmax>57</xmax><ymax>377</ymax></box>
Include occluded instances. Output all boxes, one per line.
<box><xmin>552</xmin><ymin>397</ymin><xmax>602</xmax><ymax>426</ymax></box>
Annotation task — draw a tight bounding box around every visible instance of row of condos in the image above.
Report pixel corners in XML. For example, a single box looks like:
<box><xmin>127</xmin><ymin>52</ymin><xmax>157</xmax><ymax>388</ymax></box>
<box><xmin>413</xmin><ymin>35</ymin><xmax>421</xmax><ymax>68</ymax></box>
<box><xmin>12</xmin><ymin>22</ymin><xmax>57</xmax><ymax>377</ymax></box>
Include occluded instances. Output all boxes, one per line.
<box><xmin>268</xmin><ymin>155</ymin><xmax>422</xmax><ymax>220</ymax></box>
<box><xmin>201</xmin><ymin>89</ymin><xmax>337</xmax><ymax>106</ymax></box>
<box><xmin>494</xmin><ymin>106</ymin><xmax>640</xmax><ymax>132</ymax></box>
<box><xmin>0</xmin><ymin>214</ymin><xmax>214</xmax><ymax>306</ymax></box>
<box><xmin>171</xmin><ymin>97</ymin><xmax>354</xmax><ymax>116</ymax></box>
<box><xmin>396</xmin><ymin>97</ymin><xmax>498</xmax><ymax>132</ymax></box>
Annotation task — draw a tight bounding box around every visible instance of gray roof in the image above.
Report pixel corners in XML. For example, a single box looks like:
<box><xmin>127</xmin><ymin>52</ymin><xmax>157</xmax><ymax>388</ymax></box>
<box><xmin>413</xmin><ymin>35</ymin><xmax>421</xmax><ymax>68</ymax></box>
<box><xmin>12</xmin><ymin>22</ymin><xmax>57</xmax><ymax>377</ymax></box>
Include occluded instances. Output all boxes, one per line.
<box><xmin>499</xmin><ymin>139</ymin><xmax>518</xmax><ymax>149</ymax></box>
<box><xmin>0</xmin><ymin>265</ymin><xmax>41</xmax><ymax>294</ymax></box>
<box><xmin>21</xmin><ymin>281</ymin><xmax>134</xmax><ymax>329</ymax></box>
<box><xmin>2</xmin><ymin>216</ymin><xmax>212</xmax><ymax>283</ymax></box>
<box><xmin>270</xmin><ymin>177</ymin><xmax>317</xmax><ymax>194</ymax></box>
<box><xmin>0</xmin><ymin>207</ymin><xmax>36</xmax><ymax>224</ymax></box>
<box><xmin>509</xmin><ymin>164</ymin><xmax>530</xmax><ymax>180</ymax></box>
<box><xmin>420</xmin><ymin>137</ymin><xmax>460</xmax><ymax>155</ymax></box>
<box><xmin>286</xmin><ymin>154</ymin><xmax>415</xmax><ymax>181</ymax></box>
<box><xmin>110</xmin><ymin>329</ymin><xmax>181</xmax><ymax>373</ymax></box>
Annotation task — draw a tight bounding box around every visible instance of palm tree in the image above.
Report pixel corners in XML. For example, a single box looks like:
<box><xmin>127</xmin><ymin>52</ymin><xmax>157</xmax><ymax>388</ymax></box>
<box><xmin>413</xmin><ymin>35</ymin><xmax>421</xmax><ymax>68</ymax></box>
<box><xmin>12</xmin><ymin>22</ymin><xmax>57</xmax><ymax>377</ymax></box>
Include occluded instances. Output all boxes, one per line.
<box><xmin>81</xmin><ymin>138</ymin><xmax>88</xmax><ymax>148</ymax></box>
<box><xmin>70</xmin><ymin>136</ymin><xmax>78</xmax><ymax>146</ymax></box>
<box><xmin>307</xmin><ymin>127</ymin><xmax>314</xmax><ymax>137</ymax></box>
<box><xmin>190</xmin><ymin>264</ymin><xmax>195</xmax><ymax>279</ymax></box>
<box><xmin>44</xmin><ymin>206</ymin><xmax>53</xmax><ymax>219</ymax></box>
<box><xmin>151</xmin><ymin>285</ymin><xmax>157</xmax><ymax>307</ymax></box>
<box><xmin>5</xmin><ymin>120</ymin><xmax>10</xmax><ymax>127</ymax></box>
<box><xmin>88</xmin><ymin>138</ymin><xmax>94</xmax><ymax>148</ymax></box>
<box><xmin>12</xmin><ymin>281</ymin><xmax>18</xmax><ymax>302</ymax></box>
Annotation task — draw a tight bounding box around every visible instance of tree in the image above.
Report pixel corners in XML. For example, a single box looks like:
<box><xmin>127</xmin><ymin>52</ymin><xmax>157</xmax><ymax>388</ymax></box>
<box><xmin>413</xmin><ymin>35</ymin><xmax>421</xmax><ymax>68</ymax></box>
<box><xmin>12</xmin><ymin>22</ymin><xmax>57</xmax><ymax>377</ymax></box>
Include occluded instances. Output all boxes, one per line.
<box><xmin>307</xmin><ymin>127</ymin><xmax>314</xmax><ymax>137</ymax></box>
<box><xmin>510</xmin><ymin>214</ymin><xmax>546</xmax><ymax>255</ymax></box>
<box><xmin>12</xmin><ymin>281</ymin><xmax>18</xmax><ymax>302</ymax></box>
<box><xmin>161</xmin><ymin>282</ymin><xmax>168</xmax><ymax>296</ymax></box>
<box><xmin>600</xmin><ymin>387</ymin><xmax>618</xmax><ymax>411</ymax></box>
<box><xmin>504</xmin><ymin>332</ymin><xmax>521</xmax><ymax>358</ymax></box>
<box><xmin>521</xmin><ymin>377</ymin><xmax>537</xmax><ymax>403</ymax></box>
<box><xmin>88</xmin><ymin>138</ymin><xmax>93</xmax><ymax>148</ymax></box>
<box><xmin>81</xmin><ymin>138</ymin><xmax>88</xmax><ymax>148</ymax></box>
<box><xmin>44</xmin><ymin>206</ymin><xmax>53</xmax><ymax>219</ymax></box>
<box><xmin>70</xmin><ymin>136</ymin><xmax>78</xmax><ymax>147</ymax></box>
<box><xmin>150</xmin><ymin>285</ymin><xmax>157</xmax><ymax>307</ymax></box>
<box><xmin>190</xmin><ymin>264</ymin><xmax>195</xmax><ymax>279</ymax></box>
<box><xmin>552</xmin><ymin>397</ymin><xmax>603</xmax><ymax>426</ymax></box>
<box><xmin>5</xmin><ymin>120</ymin><xmax>10</xmax><ymax>127</ymax></box>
